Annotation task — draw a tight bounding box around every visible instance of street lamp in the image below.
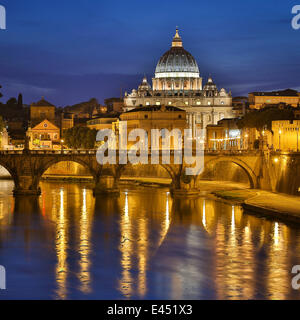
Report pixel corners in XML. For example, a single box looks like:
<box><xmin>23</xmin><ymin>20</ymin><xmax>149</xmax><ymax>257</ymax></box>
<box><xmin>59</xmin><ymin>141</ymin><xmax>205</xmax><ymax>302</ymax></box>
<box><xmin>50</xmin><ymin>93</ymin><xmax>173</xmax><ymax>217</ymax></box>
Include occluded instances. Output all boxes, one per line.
<box><xmin>297</xmin><ymin>127</ymin><xmax>299</xmax><ymax>152</ymax></box>
<box><xmin>244</xmin><ymin>134</ymin><xmax>249</xmax><ymax>150</ymax></box>
<box><xmin>61</xmin><ymin>139</ymin><xmax>64</xmax><ymax>153</ymax></box>
<box><xmin>278</xmin><ymin>129</ymin><xmax>282</xmax><ymax>151</ymax></box>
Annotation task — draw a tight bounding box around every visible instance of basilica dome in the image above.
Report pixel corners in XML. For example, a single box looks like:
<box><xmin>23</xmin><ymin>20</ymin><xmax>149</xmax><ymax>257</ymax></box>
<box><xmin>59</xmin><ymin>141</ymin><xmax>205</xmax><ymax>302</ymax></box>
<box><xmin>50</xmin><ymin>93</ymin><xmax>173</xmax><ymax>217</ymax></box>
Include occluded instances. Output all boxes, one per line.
<box><xmin>155</xmin><ymin>28</ymin><xmax>200</xmax><ymax>78</ymax></box>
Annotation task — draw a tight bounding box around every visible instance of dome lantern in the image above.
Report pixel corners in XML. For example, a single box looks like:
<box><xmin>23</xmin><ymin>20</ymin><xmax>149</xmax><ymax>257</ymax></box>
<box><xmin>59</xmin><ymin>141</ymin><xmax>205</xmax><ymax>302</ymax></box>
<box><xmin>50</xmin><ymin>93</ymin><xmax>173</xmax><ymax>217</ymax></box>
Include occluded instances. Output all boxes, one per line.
<box><xmin>172</xmin><ymin>27</ymin><xmax>182</xmax><ymax>47</ymax></box>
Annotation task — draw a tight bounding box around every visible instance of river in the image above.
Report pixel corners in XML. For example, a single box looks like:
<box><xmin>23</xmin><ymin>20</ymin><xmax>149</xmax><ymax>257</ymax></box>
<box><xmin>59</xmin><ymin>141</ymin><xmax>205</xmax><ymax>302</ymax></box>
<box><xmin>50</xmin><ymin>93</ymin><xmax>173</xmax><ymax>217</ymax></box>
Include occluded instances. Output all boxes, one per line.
<box><xmin>0</xmin><ymin>180</ymin><xmax>300</xmax><ymax>299</ymax></box>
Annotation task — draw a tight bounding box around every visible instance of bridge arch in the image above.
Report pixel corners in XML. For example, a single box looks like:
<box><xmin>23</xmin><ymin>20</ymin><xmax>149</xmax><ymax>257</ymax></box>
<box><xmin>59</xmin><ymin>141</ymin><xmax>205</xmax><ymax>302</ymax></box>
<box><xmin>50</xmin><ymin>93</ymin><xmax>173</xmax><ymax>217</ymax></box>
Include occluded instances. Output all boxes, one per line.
<box><xmin>204</xmin><ymin>156</ymin><xmax>258</xmax><ymax>189</ymax></box>
<box><xmin>117</xmin><ymin>163</ymin><xmax>173</xmax><ymax>185</ymax></box>
<box><xmin>0</xmin><ymin>160</ymin><xmax>19</xmax><ymax>188</ymax></box>
<box><xmin>39</xmin><ymin>158</ymin><xmax>97</xmax><ymax>182</ymax></box>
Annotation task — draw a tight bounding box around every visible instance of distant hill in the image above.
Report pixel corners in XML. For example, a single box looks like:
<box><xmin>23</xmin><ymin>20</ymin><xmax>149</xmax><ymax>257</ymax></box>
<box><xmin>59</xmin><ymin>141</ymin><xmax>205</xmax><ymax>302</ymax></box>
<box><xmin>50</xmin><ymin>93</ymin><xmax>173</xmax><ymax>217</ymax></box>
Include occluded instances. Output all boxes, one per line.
<box><xmin>63</xmin><ymin>98</ymin><xmax>99</xmax><ymax>115</ymax></box>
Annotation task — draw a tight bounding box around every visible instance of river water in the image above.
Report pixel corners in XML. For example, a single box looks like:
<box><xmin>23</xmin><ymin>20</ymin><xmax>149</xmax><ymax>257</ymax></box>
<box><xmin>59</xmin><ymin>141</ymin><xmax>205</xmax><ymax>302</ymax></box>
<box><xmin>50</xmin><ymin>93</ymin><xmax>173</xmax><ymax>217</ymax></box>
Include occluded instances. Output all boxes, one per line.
<box><xmin>0</xmin><ymin>180</ymin><xmax>300</xmax><ymax>300</ymax></box>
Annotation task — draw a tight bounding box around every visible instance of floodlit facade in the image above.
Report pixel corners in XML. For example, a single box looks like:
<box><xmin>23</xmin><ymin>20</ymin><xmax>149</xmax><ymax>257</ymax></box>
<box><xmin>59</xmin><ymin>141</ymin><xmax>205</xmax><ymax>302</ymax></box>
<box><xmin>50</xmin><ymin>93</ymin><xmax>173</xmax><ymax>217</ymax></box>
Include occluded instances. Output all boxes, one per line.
<box><xmin>124</xmin><ymin>28</ymin><xmax>233</xmax><ymax>135</ymax></box>
<box><xmin>249</xmin><ymin>89</ymin><xmax>300</xmax><ymax>109</ymax></box>
<box><xmin>27</xmin><ymin>119</ymin><xmax>60</xmax><ymax>149</ymax></box>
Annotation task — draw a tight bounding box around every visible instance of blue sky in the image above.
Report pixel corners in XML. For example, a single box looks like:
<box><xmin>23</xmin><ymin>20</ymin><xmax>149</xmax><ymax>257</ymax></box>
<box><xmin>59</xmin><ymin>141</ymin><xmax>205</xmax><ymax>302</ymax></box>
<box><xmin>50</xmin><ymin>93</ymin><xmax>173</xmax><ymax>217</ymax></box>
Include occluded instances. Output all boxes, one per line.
<box><xmin>0</xmin><ymin>0</ymin><xmax>299</xmax><ymax>106</ymax></box>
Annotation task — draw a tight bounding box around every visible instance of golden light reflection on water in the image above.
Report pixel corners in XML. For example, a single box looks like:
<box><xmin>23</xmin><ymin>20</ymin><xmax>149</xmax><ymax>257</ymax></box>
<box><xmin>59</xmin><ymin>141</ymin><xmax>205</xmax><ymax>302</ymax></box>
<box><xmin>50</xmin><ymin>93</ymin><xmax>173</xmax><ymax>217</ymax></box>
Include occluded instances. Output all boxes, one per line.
<box><xmin>119</xmin><ymin>191</ymin><xmax>134</xmax><ymax>297</ymax></box>
<box><xmin>1</xmin><ymin>180</ymin><xmax>298</xmax><ymax>299</ymax></box>
<box><xmin>55</xmin><ymin>188</ymin><xmax>68</xmax><ymax>299</ymax></box>
<box><xmin>118</xmin><ymin>189</ymin><xmax>173</xmax><ymax>298</ymax></box>
<box><xmin>78</xmin><ymin>188</ymin><xmax>94</xmax><ymax>294</ymax></box>
<box><xmin>266</xmin><ymin>222</ymin><xmax>289</xmax><ymax>300</ymax></box>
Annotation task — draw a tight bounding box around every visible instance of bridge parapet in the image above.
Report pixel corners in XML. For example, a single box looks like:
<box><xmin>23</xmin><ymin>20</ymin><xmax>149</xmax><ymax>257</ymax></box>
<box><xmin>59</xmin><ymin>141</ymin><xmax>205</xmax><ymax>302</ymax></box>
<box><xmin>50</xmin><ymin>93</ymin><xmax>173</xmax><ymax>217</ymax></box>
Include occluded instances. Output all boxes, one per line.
<box><xmin>0</xmin><ymin>148</ymin><xmax>294</xmax><ymax>196</ymax></box>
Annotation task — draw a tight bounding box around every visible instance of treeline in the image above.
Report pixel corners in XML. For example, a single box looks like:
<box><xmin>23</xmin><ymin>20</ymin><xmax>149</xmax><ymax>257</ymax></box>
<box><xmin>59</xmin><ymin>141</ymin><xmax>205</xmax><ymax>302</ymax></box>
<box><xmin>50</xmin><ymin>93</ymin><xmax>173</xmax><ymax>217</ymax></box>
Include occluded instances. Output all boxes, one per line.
<box><xmin>63</xmin><ymin>126</ymin><xmax>97</xmax><ymax>149</ymax></box>
<box><xmin>0</xmin><ymin>85</ymin><xmax>26</xmax><ymax>120</ymax></box>
<box><xmin>238</xmin><ymin>106</ymin><xmax>295</xmax><ymax>131</ymax></box>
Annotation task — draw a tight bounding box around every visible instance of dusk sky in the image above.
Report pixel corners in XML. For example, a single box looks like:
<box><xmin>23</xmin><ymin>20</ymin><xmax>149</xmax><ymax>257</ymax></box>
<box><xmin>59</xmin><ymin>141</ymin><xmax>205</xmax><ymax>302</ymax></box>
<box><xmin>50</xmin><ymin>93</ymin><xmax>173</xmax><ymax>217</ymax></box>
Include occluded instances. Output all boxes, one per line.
<box><xmin>0</xmin><ymin>0</ymin><xmax>299</xmax><ymax>106</ymax></box>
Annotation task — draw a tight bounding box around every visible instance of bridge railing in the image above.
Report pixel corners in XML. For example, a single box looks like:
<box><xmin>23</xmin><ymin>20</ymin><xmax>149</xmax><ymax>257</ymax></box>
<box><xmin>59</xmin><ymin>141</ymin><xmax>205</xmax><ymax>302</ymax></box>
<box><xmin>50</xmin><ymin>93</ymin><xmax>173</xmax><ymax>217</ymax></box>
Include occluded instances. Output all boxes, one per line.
<box><xmin>0</xmin><ymin>149</ymin><xmax>264</xmax><ymax>156</ymax></box>
<box><xmin>0</xmin><ymin>149</ymin><xmax>98</xmax><ymax>155</ymax></box>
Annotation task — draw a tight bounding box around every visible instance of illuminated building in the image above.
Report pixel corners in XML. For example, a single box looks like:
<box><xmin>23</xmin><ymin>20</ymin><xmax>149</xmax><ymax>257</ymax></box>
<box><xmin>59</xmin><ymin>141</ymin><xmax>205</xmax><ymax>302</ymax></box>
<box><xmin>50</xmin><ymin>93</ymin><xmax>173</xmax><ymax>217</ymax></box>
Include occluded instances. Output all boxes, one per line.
<box><xmin>206</xmin><ymin>118</ymin><xmax>242</xmax><ymax>150</ymax></box>
<box><xmin>248</xmin><ymin>89</ymin><xmax>300</xmax><ymax>110</ymax></box>
<box><xmin>30</xmin><ymin>97</ymin><xmax>56</xmax><ymax>127</ymax></box>
<box><xmin>27</xmin><ymin>119</ymin><xmax>60</xmax><ymax>149</ymax></box>
<box><xmin>87</xmin><ymin>115</ymin><xmax>119</xmax><ymax>131</ymax></box>
<box><xmin>124</xmin><ymin>28</ymin><xmax>233</xmax><ymax>134</ymax></box>
<box><xmin>272</xmin><ymin>120</ymin><xmax>300</xmax><ymax>151</ymax></box>
<box><xmin>119</xmin><ymin>105</ymin><xmax>187</xmax><ymax>149</ymax></box>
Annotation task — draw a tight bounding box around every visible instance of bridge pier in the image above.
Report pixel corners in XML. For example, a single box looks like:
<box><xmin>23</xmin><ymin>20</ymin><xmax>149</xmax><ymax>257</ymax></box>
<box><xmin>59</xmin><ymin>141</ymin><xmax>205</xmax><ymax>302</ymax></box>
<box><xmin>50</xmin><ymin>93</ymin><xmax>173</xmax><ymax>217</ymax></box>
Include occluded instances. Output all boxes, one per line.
<box><xmin>13</xmin><ymin>176</ymin><xmax>41</xmax><ymax>196</ymax></box>
<box><xmin>93</xmin><ymin>175</ymin><xmax>120</xmax><ymax>196</ymax></box>
<box><xmin>170</xmin><ymin>173</ymin><xmax>200</xmax><ymax>198</ymax></box>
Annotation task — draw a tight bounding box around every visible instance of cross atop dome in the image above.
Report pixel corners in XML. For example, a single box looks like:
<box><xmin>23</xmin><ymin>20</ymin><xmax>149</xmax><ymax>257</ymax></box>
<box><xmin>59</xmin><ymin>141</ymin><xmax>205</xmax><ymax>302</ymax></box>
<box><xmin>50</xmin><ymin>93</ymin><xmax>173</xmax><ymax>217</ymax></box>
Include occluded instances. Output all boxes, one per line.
<box><xmin>172</xmin><ymin>27</ymin><xmax>182</xmax><ymax>47</ymax></box>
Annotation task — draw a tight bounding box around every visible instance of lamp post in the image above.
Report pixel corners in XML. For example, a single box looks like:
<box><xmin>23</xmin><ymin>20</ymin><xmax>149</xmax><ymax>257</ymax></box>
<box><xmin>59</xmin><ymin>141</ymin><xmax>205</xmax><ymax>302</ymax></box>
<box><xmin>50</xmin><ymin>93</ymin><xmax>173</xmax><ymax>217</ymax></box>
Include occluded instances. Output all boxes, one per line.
<box><xmin>279</xmin><ymin>129</ymin><xmax>282</xmax><ymax>151</ymax></box>
<box><xmin>261</xmin><ymin>130</ymin><xmax>265</xmax><ymax>150</ymax></box>
<box><xmin>297</xmin><ymin>127</ymin><xmax>299</xmax><ymax>152</ymax></box>
<box><xmin>244</xmin><ymin>134</ymin><xmax>249</xmax><ymax>150</ymax></box>
<box><xmin>61</xmin><ymin>139</ymin><xmax>64</xmax><ymax>153</ymax></box>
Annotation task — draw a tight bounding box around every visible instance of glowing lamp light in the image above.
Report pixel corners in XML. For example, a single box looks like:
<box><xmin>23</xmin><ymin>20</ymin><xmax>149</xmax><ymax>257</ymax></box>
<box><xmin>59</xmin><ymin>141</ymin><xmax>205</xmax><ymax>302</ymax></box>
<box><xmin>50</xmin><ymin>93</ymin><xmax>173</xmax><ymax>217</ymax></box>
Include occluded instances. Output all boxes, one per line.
<box><xmin>274</xmin><ymin>157</ymin><xmax>279</xmax><ymax>163</ymax></box>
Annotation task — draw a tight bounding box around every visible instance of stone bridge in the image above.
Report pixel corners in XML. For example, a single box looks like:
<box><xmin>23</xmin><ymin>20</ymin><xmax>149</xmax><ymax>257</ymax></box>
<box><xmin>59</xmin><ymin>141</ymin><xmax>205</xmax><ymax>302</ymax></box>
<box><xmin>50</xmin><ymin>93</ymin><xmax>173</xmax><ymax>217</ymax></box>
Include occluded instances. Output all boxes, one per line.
<box><xmin>0</xmin><ymin>149</ymin><xmax>295</xmax><ymax>196</ymax></box>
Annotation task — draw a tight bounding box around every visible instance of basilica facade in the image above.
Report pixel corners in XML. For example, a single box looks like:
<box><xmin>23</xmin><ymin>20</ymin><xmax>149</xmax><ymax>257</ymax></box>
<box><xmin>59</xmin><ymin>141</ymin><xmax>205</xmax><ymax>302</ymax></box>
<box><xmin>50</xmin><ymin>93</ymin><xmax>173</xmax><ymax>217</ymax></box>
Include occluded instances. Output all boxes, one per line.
<box><xmin>124</xmin><ymin>28</ymin><xmax>234</xmax><ymax>135</ymax></box>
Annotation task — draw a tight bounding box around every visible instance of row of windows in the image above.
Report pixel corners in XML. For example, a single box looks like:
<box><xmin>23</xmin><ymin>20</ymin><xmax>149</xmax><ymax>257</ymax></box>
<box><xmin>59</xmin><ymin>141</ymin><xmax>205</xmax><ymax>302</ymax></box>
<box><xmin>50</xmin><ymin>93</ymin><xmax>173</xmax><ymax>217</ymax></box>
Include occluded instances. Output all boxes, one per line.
<box><xmin>33</xmin><ymin>133</ymin><xmax>58</xmax><ymax>140</ymax></box>
<box><xmin>145</xmin><ymin>101</ymin><xmax>224</xmax><ymax>106</ymax></box>
<box><xmin>143</xmin><ymin>114</ymin><xmax>182</xmax><ymax>119</ymax></box>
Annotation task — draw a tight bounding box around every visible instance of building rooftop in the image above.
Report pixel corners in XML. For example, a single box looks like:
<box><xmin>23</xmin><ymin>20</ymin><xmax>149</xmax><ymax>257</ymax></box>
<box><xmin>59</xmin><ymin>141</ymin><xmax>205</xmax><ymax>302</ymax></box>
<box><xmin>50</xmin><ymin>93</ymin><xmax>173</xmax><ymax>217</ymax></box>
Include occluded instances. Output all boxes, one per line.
<box><xmin>249</xmin><ymin>89</ymin><xmax>299</xmax><ymax>97</ymax></box>
<box><xmin>31</xmin><ymin>97</ymin><xmax>55</xmax><ymax>107</ymax></box>
<box><xmin>123</xmin><ymin>105</ymin><xmax>184</xmax><ymax>113</ymax></box>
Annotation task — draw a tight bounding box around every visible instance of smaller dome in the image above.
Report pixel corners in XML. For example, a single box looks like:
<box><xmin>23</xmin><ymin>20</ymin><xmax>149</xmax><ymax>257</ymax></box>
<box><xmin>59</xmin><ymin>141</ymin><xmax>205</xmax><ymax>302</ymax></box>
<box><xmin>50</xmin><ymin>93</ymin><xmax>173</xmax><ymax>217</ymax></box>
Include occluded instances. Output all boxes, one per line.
<box><xmin>204</xmin><ymin>76</ymin><xmax>217</xmax><ymax>91</ymax></box>
<box><xmin>138</xmin><ymin>76</ymin><xmax>151</xmax><ymax>91</ymax></box>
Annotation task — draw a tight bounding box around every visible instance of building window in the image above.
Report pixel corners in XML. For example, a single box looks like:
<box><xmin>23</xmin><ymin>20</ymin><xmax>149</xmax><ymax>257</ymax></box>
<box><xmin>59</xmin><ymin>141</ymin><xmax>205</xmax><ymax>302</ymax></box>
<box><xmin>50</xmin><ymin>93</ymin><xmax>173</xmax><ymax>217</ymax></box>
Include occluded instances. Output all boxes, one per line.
<box><xmin>208</xmin><ymin>101</ymin><xmax>211</xmax><ymax>105</ymax></box>
<box><xmin>144</xmin><ymin>115</ymin><xmax>148</xmax><ymax>119</ymax></box>
<box><xmin>168</xmin><ymin>101</ymin><xmax>172</xmax><ymax>105</ymax></box>
<box><xmin>196</xmin><ymin>101</ymin><xmax>201</xmax><ymax>105</ymax></box>
<box><xmin>185</xmin><ymin>101</ymin><xmax>189</xmax><ymax>105</ymax></box>
<box><xmin>146</xmin><ymin>101</ymin><xmax>150</xmax><ymax>106</ymax></box>
<box><xmin>178</xmin><ymin>115</ymin><xmax>182</xmax><ymax>119</ymax></box>
<box><xmin>156</xmin><ymin>101</ymin><xmax>160</xmax><ymax>106</ymax></box>
<box><xmin>221</xmin><ymin>101</ymin><xmax>224</xmax><ymax>105</ymax></box>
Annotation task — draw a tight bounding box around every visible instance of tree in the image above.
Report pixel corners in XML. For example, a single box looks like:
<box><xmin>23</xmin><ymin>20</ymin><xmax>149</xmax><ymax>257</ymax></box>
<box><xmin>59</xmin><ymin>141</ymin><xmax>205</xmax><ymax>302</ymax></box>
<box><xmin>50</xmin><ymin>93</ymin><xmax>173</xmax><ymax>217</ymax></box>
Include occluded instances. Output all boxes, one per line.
<box><xmin>237</xmin><ymin>106</ymin><xmax>295</xmax><ymax>132</ymax></box>
<box><xmin>17</xmin><ymin>93</ymin><xmax>23</xmax><ymax>109</ymax></box>
<box><xmin>0</xmin><ymin>116</ymin><xmax>5</xmax><ymax>132</ymax></box>
<box><xmin>63</xmin><ymin>126</ymin><xmax>97</xmax><ymax>149</ymax></box>
<box><xmin>6</xmin><ymin>97</ymin><xmax>18</xmax><ymax>108</ymax></box>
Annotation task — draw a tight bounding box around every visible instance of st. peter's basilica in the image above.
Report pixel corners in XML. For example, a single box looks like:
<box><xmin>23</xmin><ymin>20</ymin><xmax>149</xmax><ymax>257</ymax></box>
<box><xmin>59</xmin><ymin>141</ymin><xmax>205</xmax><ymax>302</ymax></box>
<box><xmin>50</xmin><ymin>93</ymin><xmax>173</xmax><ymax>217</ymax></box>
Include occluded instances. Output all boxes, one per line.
<box><xmin>124</xmin><ymin>28</ymin><xmax>234</xmax><ymax>134</ymax></box>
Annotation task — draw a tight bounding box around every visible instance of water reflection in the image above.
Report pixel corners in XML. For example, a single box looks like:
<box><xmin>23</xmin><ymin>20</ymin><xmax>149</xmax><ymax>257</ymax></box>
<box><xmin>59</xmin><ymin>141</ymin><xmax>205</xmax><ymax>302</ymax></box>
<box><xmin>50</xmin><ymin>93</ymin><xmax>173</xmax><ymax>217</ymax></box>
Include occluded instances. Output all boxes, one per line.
<box><xmin>55</xmin><ymin>188</ymin><xmax>68</xmax><ymax>299</ymax></box>
<box><xmin>0</xmin><ymin>180</ymin><xmax>300</xmax><ymax>299</ymax></box>
<box><xmin>119</xmin><ymin>191</ymin><xmax>134</xmax><ymax>297</ymax></box>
